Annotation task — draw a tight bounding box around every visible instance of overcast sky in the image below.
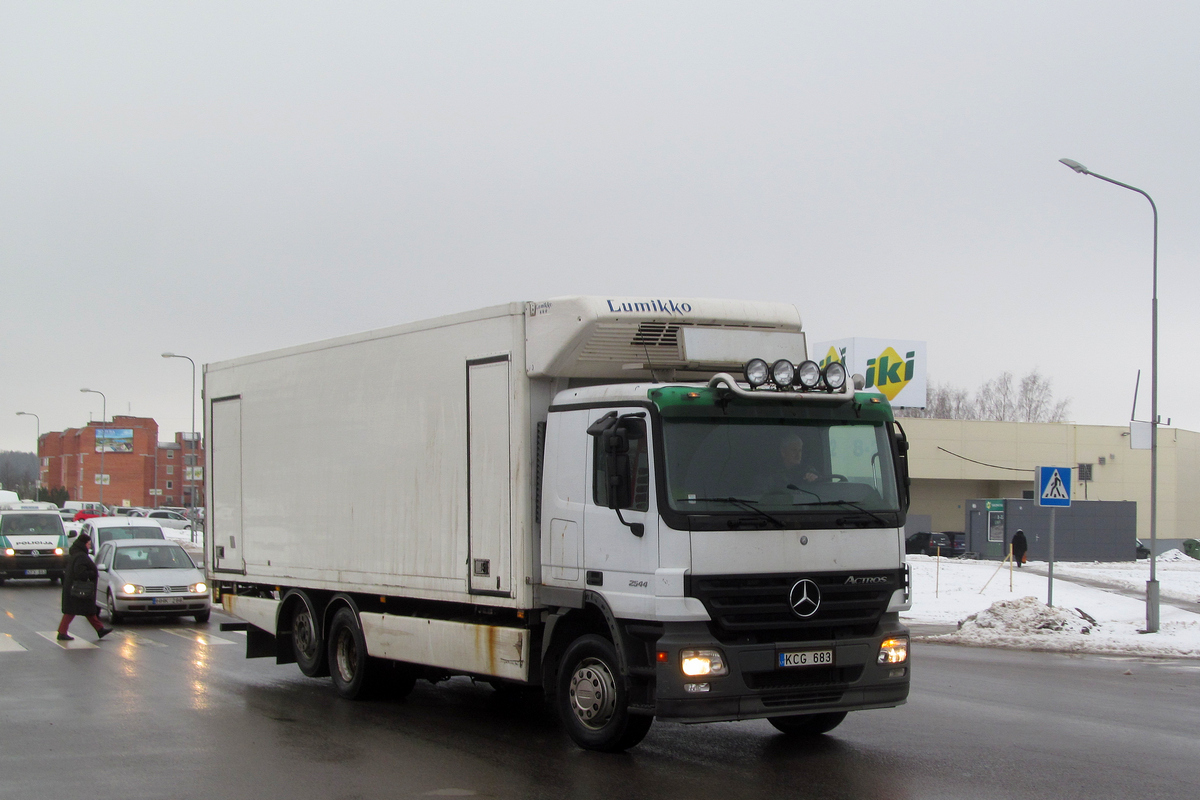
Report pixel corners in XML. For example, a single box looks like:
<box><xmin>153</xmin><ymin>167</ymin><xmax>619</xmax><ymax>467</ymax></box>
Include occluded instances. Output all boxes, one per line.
<box><xmin>3</xmin><ymin>2</ymin><xmax>1198</xmax><ymax>453</ymax></box>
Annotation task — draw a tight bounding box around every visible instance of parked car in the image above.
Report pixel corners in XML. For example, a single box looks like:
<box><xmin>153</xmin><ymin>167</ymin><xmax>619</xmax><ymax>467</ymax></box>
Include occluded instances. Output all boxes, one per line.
<box><xmin>1136</xmin><ymin>538</ymin><xmax>1151</xmax><ymax>559</ymax></box>
<box><xmin>113</xmin><ymin>506</ymin><xmax>146</xmax><ymax>517</ymax></box>
<box><xmin>131</xmin><ymin>509</ymin><xmax>192</xmax><ymax>532</ymax></box>
<box><xmin>905</xmin><ymin>531</ymin><xmax>964</xmax><ymax>557</ymax></box>
<box><xmin>94</xmin><ymin>538</ymin><xmax>210</xmax><ymax>623</ymax></box>
<box><xmin>76</xmin><ymin>517</ymin><xmax>168</xmax><ymax>552</ymax></box>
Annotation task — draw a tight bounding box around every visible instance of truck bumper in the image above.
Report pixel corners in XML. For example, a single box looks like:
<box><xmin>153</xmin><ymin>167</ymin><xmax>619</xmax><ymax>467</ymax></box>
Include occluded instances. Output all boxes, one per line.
<box><xmin>651</xmin><ymin>616</ymin><xmax>910</xmax><ymax>723</ymax></box>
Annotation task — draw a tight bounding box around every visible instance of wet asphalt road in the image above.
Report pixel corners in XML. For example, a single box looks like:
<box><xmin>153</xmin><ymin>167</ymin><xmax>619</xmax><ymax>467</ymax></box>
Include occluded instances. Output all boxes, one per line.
<box><xmin>2</xmin><ymin>581</ymin><xmax>1198</xmax><ymax>800</ymax></box>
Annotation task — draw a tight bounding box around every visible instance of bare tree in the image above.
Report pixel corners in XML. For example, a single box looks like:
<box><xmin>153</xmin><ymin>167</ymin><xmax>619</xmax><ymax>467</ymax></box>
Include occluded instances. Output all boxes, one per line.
<box><xmin>901</xmin><ymin>370</ymin><xmax>1069</xmax><ymax>422</ymax></box>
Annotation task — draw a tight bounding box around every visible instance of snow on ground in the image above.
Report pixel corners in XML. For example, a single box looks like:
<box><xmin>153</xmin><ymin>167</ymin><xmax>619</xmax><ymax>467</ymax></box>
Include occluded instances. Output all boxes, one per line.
<box><xmin>902</xmin><ymin>552</ymin><xmax>1200</xmax><ymax>659</ymax></box>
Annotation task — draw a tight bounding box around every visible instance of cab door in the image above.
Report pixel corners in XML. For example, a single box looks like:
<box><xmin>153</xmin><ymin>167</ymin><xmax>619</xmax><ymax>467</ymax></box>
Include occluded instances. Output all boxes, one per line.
<box><xmin>581</xmin><ymin>408</ymin><xmax>658</xmax><ymax>618</ymax></box>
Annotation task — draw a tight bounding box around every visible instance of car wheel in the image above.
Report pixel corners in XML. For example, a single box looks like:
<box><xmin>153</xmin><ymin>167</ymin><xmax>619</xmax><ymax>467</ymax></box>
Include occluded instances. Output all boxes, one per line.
<box><xmin>556</xmin><ymin>634</ymin><xmax>653</xmax><ymax>752</ymax></box>
<box><xmin>291</xmin><ymin>594</ymin><xmax>330</xmax><ymax>677</ymax></box>
<box><xmin>107</xmin><ymin>590</ymin><xmax>124</xmax><ymax>624</ymax></box>
<box><xmin>768</xmin><ymin>711</ymin><xmax>847</xmax><ymax>736</ymax></box>
<box><xmin>327</xmin><ymin>607</ymin><xmax>374</xmax><ymax>700</ymax></box>
<box><xmin>194</xmin><ymin>610</ymin><xmax>211</xmax><ymax>623</ymax></box>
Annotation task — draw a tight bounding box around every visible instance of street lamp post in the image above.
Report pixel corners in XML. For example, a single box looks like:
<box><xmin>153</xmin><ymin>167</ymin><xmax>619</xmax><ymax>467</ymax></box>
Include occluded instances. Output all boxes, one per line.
<box><xmin>162</xmin><ymin>352</ymin><xmax>197</xmax><ymax>541</ymax></box>
<box><xmin>80</xmin><ymin>388</ymin><xmax>107</xmax><ymax>509</ymax></box>
<box><xmin>15</xmin><ymin>412</ymin><xmax>40</xmax><ymax>501</ymax></box>
<box><xmin>1059</xmin><ymin>157</ymin><xmax>1160</xmax><ymax>633</ymax></box>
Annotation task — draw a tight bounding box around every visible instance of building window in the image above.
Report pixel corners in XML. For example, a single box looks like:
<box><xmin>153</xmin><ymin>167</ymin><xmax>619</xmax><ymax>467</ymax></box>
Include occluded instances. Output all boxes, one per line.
<box><xmin>166</xmin><ymin>466</ymin><xmax>174</xmax><ymax>475</ymax></box>
<box><xmin>166</xmin><ymin>481</ymin><xmax>173</xmax><ymax>490</ymax></box>
<box><xmin>167</xmin><ymin>450</ymin><xmax>174</xmax><ymax>459</ymax></box>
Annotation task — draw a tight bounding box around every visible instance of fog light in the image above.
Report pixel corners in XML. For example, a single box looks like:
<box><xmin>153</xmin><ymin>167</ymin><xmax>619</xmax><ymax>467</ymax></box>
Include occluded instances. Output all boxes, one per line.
<box><xmin>796</xmin><ymin>360</ymin><xmax>822</xmax><ymax>389</ymax></box>
<box><xmin>888</xmin><ymin>667</ymin><xmax>907</xmax><ymax>678</ymax></box>
<box><xmin>770</xmin><ymin>359</ymin><xmax>795</xmax><ymax>388</ymax></box>
<box><xmin>878</xmin><ymin>637</ymin><xmax>909</xmax><ymax>665</ymax></box>
<box><xmin>824</xmin><ymin>361</ymin><xmax>848</xmax><ymax>390</ymax></box>
<box><xmin>684</xmin><ymin>683</ymin><xmax>711</xmax><ymax>693</ymax></box>
<box><xmin>744</xmin><ymin>359</ymin><xmax>770</xmax><ymax>388</ymax></box>
<box><xmin>680</xmin><ymin>649</ymin><xmax>728</xmax><ymax>676</ymax></box>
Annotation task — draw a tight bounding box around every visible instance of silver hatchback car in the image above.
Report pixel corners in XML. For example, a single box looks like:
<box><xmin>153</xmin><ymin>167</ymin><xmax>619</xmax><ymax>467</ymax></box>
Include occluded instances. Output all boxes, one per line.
<box><xmin>94</xmin><ymin>539</ymin><xmax>210</xmax><ymax>623</ymax></box>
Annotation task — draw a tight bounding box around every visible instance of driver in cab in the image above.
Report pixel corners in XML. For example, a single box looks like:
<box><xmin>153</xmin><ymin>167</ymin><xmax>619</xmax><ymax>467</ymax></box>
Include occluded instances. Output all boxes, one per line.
<box><xmin>761</xmin><ymin>433</ymin><xmax>822</xmax><ymax>493</ymax></box>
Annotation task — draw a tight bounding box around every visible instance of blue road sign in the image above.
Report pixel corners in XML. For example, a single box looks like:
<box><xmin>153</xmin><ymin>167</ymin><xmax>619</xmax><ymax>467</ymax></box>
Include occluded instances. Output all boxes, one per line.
<box><xmin>1036</xmin><ymin>466</ymin><xmax>1072</xmax><ymax>508</ymax></box>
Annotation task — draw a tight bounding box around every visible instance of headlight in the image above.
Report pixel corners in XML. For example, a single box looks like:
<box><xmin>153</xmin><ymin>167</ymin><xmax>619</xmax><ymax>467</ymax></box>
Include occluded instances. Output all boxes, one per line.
<box><xmin>680</xmin><ymin>649</ymin><xmax>728</xmax><ymax>677</ymax></box>
<box><xmin>121</xmin><ymin>583</ymin><xmax>145</xmax><ymax>595</ymax></box>
<box><xmin>190</xmin><ymin>582</ymin><xmax>207</xmax><ymax>594</ymax></box>
<box><xmin>877</xmin><ymin>637</ymin><xmax>909</xmax><ymax>665</ymax></box>
<box><xmin>770</xmin><ymin>359</ymin><xmax>795</xmax><ymax>389</ymax></box>
<box><xmin>743</xmin><ymin>359</ymin><xmax>770</xmax><ymax>388</ymax></box>
<box><xmin>824</xmin><ymin>361</ymin><xmax>848</xmax><ymax>390</ymax></box>
<box><xmin>796</xmin><ymin>360</ymin><xmax>822</xmax><ymax>389</ymax></box>
<box><xmin>3</xmin><ymin>548</ymin><xmax>12</xmax><ymax>556</ymax></box>
<box><xmin>54</xmin><ymin>547</ymin><xmax>64</xmax><ymax>556</ymax></box>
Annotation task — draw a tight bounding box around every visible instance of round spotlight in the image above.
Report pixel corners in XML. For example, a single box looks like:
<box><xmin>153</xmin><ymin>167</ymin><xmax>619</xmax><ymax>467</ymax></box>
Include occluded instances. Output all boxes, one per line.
<box><xmin>796</xmin><ymin>360</ymin><xmax>822</xmax><ymax>390</ymax></box>
<box><xmin>771</xmin><ymin>360</ymin><xmax>795</xmax><ymax>388</ymax></box>
<box><xmin>744</xmin><ymin>359</ymin><xmax>770</xmax><ymax>388</ymax></box>
<box><xmin>824</xmin><ymin>361</ymin><xmax>848</xmax><ymax>390</ymax></box>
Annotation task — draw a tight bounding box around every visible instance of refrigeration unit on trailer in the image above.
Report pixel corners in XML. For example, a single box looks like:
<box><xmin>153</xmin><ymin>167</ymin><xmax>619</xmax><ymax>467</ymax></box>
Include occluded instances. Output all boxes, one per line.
<box><xmin>206</xmin><ymin>297</ymin><xmax>912</xmax><ymax>751</ymax></box>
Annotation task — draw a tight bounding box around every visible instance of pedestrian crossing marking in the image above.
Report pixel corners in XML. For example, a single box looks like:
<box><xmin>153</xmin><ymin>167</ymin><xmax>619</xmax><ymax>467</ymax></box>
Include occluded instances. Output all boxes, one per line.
<box><xmin>0</xmin><ymin>634</ymin><xmax>27</xmax><ymax>652</ymax></box>
<box><xmin>1042</xmin><ymin>469</ymin><xmax>1069</xmax><ymax>500</ymax></box>
<box><xmin>36</xmin><ymin>631</ymin><xmax>99</xmax><ymax>649</ymax></box>
<box><xmin>159</xmin><ymin>628</ymin><xmax>236</xmax><ymax>646</ymax></box>
<box><xmin>116</xmin><ymin>631</ymin><xmax>168</xmax><ymax>647</ymax></box>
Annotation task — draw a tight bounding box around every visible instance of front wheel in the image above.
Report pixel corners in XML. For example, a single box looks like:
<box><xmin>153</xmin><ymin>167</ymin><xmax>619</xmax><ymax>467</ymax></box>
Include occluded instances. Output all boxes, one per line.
<box><xmin>768</xmin><ymin>711</ymin><xmax>847</xmax><ymax>736</ymax></box>
<box><xmin>106</xmin><ymin>590</ymin><xmax>124</xmax><ymax>624</ymax></box>
<box><xmin>556</xmin><ymin>634</ymin><xmax>652</xmax><ymax>752</ymax></box>
<box><xmin>194</xmin><ymin>610</ymin><xmax>211</xmax><ymax>623</ymax></box>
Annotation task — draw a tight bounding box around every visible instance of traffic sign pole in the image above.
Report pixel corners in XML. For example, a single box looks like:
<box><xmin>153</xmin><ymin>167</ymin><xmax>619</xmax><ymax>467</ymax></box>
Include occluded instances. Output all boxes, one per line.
<box><xmin>1036</xmin><ymin>466</ymin><xmax>1072</xmax><ymax>608</ymax></box>
<box><xmin>1048</xmin><ymin>509</ymin><xmax>1056</xmax><ymax>607</ymax></box>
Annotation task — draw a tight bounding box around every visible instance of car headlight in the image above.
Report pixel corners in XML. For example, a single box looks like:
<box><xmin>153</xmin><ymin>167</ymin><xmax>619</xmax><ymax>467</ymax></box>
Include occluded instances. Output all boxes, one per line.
<box><xmin>54</xmin><ymin>547</ymin><xmax>64</xmax><ymax>556</ymax></box>
<box><xmin>121</xmin><ymin>583</ymin><xmax>145</xmax><ymax>595</ymax></box>
<box><xmin>3</xmin><ymin>548</ymin><xmax>13</xmax><ymax>556</ymax></box>
<box><xmin>190</xmin><ymin>582</ymin><xmax>207</xmax><ymax>594</ymax></box>
<box><xmin>680</xmin><ymin>649</ymin><xmax>728</xmax><ymax>677</ymax></box>
<box><xmin>877</xmin><ymin>637</ymin><xmax>908</xmax><ymax>665</ymax></box>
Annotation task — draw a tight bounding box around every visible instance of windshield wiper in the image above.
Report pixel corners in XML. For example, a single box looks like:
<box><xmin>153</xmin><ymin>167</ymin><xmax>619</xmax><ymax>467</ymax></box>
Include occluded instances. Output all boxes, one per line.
<box><xmin>691</xmin><ymin>497</ymin><xmax>785</xmax><ymax>528</ymax></box>
<box><xmin>795</xmin><ymin>499</ymin><xmax>889</xmax><ymax>526</ymax></box>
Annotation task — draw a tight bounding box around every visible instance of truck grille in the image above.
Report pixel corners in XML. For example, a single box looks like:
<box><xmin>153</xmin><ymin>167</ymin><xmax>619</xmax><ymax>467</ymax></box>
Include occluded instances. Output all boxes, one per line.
<box><xmin>687</xmin><ymin>571</ymin><xmax>900</xmax><ymax>644</ymax></box>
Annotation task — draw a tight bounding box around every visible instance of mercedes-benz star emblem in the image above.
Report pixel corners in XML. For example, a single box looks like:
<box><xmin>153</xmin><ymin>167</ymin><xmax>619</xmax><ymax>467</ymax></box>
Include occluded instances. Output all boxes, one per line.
<box><xmin>788</xmin><ymin>579</ymin><xmax>821</xmax><ymax>618</ymax></box>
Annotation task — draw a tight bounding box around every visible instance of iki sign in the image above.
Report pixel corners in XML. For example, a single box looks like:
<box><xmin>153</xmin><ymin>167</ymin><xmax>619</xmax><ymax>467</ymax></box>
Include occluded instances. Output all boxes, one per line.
<box><xmin>810</xmin><ymin>338</ymin><xmax>927</xmax><ymax>407</ymax></box>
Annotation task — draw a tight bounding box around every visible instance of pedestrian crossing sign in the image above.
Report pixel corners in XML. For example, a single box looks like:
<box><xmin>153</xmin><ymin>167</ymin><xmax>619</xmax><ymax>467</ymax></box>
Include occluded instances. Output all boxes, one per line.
<box><xmin>1036</xmin><ymin>466</ymin><xmax>1072</xmax><ymax>507</ymax></box>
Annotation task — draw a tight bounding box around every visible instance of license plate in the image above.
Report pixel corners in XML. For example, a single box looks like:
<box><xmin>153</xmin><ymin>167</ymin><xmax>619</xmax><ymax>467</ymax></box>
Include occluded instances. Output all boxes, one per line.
<box><xmin>24</xmin><ymin>569</ymin><xmax>47</xmax><ymax>576</ymax></box>
<box><xmin>778</xmin><ymin>649</ymin><xmax>834</xmax><ymax>668</ymax></box>
<box><xmin>151</xmin><ymin>598</ymin><xmax>182</xmax><ymax>606</ymax></box>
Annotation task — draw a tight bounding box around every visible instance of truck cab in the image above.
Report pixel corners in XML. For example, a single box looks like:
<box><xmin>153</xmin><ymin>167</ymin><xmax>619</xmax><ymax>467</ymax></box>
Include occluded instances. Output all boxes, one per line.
<box><xmin>539</xmin><ymin>369</ymin><xmax>911</xmax><ymax>746</ymax></box>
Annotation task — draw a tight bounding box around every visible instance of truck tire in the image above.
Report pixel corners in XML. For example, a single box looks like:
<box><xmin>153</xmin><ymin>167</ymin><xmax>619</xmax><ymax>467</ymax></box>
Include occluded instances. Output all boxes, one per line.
<box><xmin>768</xmin><ymin>711</ymin><xmax>847</xmax><ymax>736</ymax></box>
<box><xmin>328</xmin><ymin>607</ymin><xmax>373</xmax><ymax>700</ymax></box>
<box><xmin>556</xmin><ymin>634</ymin><xmax>653</xmax><ymax>752</ymax></box>
<box><xmin>291</xmin><ymin>596</ymin><xmax>329</xmax><ymax>677</ymax></box>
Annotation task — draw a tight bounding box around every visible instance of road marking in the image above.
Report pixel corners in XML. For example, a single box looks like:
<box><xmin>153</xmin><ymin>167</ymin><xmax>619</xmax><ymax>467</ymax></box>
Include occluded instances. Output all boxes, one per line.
<box><xmin>158</xmin><ymin>628</ymin><xmax>236</xmax><ymax>646</ymax></box>
<box><xmin>115</xmin><ymin>631</ymin><xmax>168</xmax><ymax>647</ymax></box>
<box><xmin>0</xmin><ymin>634</ymin><xmax>27</xmax><ymax>652</ymax></box>
<box><xmin>37</xmin><ymin>631</ymin><xmax>98</xmax><ymax>649</ymax></box>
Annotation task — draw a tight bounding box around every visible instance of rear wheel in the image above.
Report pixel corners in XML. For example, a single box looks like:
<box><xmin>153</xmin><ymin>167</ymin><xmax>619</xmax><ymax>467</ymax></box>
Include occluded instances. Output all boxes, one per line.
<box><xmin>328</xmin><ymin>607</ymin><xmax>372</xmax><ymax>699</ymax></box>
<box><xmin>556</xmin><ymin>634</ymin><xmax>653</xmax><ymax>752</ymax></box>
<box><xmin>768</xmin><ymin>711</ymin><xmax>847</xmax><ymax>736</ymax></box>
<box><xmin>106</xmin><ymin>590</ymin><xmax>124</xmax><ymax>624</ymax></box>
<box><xmin>291</xmin><ymin>595</ymin><xmax>329</xmax><ymax>677</ymax></box>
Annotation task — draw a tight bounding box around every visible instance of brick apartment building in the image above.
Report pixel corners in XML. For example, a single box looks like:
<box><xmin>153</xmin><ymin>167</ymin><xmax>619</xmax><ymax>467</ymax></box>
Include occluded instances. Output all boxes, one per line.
<box><xmin>39</xmin><ymin>416</ymin><xmax>205</xmax><ymax>509</ymax></box>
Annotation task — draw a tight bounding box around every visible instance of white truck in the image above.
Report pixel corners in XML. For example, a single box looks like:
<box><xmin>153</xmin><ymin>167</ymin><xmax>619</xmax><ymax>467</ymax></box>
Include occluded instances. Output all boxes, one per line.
<box><xmin>205</xmin><ymin>297</ymin><xmax>912</xmax><ymax>751</ymax></box>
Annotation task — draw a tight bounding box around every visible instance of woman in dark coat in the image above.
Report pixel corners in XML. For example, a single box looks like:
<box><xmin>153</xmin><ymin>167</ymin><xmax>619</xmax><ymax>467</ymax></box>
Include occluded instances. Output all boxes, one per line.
<box><xmin>57</xmin><ymin>533</ymin><xmax>112</xmax><ymax>641</ymax></box>
<box><xmin>1011</xmin><ymin>529</ymin><xmax>1028</xmax><ymax>568</ymax></box>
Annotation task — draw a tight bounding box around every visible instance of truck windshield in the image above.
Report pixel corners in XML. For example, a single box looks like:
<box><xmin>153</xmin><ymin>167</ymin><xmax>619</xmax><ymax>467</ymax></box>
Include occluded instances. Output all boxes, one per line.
<box><xmin>661</xmin><ymin>418</ymin><xmax>901</xmax><ymax>522</ymax></box>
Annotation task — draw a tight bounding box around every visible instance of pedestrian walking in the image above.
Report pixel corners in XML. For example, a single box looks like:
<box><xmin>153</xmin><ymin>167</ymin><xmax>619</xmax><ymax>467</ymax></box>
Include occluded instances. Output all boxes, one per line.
<box><xmin>57</xmin><ymin>533</ymin><xmax>113</xmax><ymax>641</ymax></box>
<box><xmin>1011</xmin><ymin>529</ymin><xmax>1028</xmax><ymax>568</ymax></box>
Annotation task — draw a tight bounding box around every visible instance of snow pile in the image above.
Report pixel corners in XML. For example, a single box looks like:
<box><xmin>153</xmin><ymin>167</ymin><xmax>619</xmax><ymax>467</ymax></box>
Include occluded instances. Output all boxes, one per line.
<box><xmin>1157</xmin><ymin>548</ymin><xmax>1194</xmax><ymax>562</ymax></box>
<box><xmin>904</xmin><ymin>555</ymin><xmax>1200</xmax><ymax>658</ymax></box>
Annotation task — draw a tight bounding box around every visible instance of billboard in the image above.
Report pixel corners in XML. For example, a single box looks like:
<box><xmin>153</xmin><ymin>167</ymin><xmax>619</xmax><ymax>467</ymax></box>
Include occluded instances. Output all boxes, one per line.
<box><xmin>95</xmin><ymin>428</ymin><xmax>134</xmax><ymax>453</ymax></box>
<box><xmin>811</xmin><ymin>338</ymin><xmax>927</xmax><ymax>408</ymax></box>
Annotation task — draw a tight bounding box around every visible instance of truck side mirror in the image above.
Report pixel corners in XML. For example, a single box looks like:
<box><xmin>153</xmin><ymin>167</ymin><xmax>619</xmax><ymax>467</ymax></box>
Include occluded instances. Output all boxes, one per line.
<box><xmin>603</xmin><ymin>429</ymin><xmax>633</xmax><ymax>510</ymax></box>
